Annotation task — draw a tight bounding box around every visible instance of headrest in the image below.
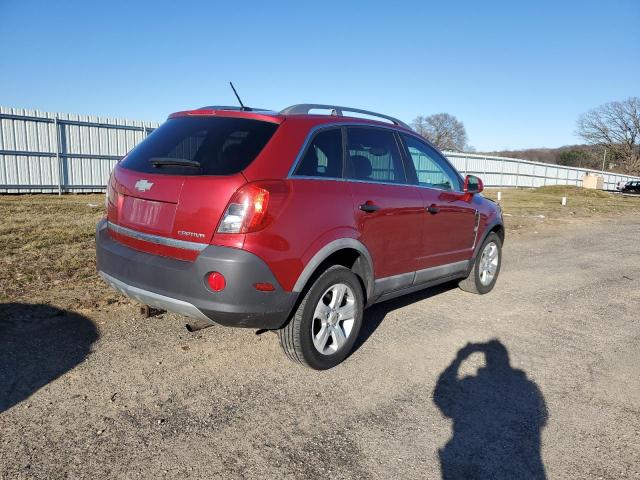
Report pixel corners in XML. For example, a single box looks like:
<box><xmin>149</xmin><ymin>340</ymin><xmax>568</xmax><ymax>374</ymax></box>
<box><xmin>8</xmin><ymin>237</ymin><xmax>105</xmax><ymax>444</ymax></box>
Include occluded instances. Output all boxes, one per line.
<box><xmin>350</xmin><ymin>155</ymin><xmax>372</xmax><ymax>179</ymax></box>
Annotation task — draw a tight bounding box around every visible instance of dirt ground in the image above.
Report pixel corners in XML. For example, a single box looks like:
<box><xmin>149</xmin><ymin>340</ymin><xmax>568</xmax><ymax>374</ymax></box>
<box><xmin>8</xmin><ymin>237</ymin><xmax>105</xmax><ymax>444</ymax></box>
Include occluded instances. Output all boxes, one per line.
<box><xmin>1</xmin><ymin>208</ymin><xmax>639</xmax><ymax>478</ymax></box>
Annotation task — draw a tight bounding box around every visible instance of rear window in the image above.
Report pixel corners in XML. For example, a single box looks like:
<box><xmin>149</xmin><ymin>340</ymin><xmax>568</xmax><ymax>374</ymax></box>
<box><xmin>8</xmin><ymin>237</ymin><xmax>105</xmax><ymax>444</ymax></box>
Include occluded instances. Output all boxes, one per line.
<box><xmin>120</xmin><ymin>117</ymin><xmax>278</xmax><ymax>175</ymax></box>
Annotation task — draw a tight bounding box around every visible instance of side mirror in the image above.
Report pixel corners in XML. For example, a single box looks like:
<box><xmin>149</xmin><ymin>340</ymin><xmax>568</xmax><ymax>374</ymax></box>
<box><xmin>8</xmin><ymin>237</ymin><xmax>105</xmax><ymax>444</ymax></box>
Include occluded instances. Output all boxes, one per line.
<box><xmin>463</xmin><ymin>175</ymin><xmax>483</xmax><ymax>194</ymax></box>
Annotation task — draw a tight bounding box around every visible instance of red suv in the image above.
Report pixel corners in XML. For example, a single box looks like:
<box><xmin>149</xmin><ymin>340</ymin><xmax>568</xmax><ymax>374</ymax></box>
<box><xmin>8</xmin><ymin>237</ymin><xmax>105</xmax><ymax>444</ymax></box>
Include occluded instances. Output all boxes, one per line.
<box><xmin>96</xmin><ymin>104</ymin><xmax>504</xmax><ymax>369</ymax></box>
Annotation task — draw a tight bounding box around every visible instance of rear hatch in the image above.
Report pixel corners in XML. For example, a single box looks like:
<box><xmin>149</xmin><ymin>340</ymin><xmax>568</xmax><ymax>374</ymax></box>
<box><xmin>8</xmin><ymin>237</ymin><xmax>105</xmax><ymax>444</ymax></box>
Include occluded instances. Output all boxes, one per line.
<box><xmin>107</xmin><ymin>115</ymin><xmax>279</xmax><ymax>259</ymax></box>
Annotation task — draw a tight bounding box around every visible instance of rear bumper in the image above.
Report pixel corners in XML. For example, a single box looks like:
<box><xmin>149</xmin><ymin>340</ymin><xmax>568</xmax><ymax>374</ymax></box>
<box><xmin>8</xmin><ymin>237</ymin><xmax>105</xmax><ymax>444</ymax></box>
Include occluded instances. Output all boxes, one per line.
<box><xmin>95</xmin><ymin>219</ymin><xmax>298</xmax><ymax>329</ymax></box>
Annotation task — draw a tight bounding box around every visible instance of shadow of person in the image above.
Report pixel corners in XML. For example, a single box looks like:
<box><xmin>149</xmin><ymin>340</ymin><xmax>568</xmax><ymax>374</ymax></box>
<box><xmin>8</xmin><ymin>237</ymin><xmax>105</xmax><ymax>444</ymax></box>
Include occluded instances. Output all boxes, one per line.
<box><xmin>0</xmin><ymin>303</ymin><xmax>98</xmax><ymax>413</ymax></box>
<box><xmin>433</xmin><ymin>340</ymin><xmax>548</xmax><ymax>479</ymax></box>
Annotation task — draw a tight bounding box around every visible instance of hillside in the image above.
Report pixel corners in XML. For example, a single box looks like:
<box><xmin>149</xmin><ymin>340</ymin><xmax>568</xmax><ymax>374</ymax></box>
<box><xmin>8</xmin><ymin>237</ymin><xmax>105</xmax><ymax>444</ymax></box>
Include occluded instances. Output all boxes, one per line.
<box><xmin>477</xmin><ymin>144</ymin><xmax>612</xmax><ymax>171</ymax></box>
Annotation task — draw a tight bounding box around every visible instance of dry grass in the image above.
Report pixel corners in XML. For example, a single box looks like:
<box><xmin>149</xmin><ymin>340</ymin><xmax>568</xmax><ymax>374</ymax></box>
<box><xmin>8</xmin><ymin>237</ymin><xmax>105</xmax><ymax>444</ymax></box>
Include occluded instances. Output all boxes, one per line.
<box><xmin>1</xmin><ymin>187</ymin><xmax>639</xmax><ymax>309</ymax></box>
<box><xmin>0</xmin><ymin>194</ymin><xmax>117</xmax><ymax>308</ymax></box>
<box><xmin>483</xmin><ymin>186</ymin><xmax>640</xmax><ymax>232</ymax></box>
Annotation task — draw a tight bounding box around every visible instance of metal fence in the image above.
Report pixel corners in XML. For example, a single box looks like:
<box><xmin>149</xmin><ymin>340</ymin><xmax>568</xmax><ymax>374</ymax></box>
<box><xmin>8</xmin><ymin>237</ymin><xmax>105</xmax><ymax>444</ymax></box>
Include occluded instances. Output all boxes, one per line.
<box><xmin>1</xmin><ymin>106</ymin><xmax>639</xmax><ymax>193</ymax></box>
<box><xmin>0</xmin><ymin>106</ymin><xmax>159</xmax><ymax>193</ymax></box>
<box><xmin>443</xmin><ymin>152</ymin><xmax>640</xmax><ymax>191</ymax></box>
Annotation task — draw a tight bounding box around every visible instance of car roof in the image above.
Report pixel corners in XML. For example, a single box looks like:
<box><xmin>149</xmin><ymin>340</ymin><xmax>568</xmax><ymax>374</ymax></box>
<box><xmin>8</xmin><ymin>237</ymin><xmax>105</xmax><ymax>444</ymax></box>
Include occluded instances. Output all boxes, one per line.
<box><xmin>168</xmin><ymin>105</ymin><xmax>414</xmax><ymax>133</ymax></box>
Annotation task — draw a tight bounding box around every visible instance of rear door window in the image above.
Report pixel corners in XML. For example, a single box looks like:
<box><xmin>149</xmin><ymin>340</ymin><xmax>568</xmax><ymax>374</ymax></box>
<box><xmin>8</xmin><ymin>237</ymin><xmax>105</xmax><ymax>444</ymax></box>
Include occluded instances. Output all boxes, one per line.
<box><xmin>120</xmin><ymin>117</ymin><xmax>278</xmax><ymax>175</ymax></box>
<box><xmin>345</xmin><ymin>127</ymin><xmax>406</xmax><ymax>184</ymax></box>
<box><xmin>293</xmin><ymin>128</ymin><xmax>343</xmax><ymax>178</ymax></box>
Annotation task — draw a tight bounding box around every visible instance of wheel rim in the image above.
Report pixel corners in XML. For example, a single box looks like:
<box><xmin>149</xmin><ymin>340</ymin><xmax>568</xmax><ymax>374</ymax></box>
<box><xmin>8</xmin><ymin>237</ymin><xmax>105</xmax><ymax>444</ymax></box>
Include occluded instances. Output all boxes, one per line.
<box><xmin>311</xmin><ymin>283</ymin><xmax>356</xmax><ymax>355</ymax></box>
<box><xmin>479</xmin><ymin>241</ymin><xmax>499</xmax><ymax>286</ymax></box>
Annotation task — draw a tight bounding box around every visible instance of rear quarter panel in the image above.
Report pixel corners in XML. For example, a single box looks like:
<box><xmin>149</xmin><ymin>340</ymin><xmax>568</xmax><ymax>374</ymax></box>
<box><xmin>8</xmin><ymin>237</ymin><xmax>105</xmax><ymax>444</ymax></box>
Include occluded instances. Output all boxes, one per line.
<box><xmin>242</xmin><ymin>179</ymin><xmax>357</xmax><ymax>292</ymax></box>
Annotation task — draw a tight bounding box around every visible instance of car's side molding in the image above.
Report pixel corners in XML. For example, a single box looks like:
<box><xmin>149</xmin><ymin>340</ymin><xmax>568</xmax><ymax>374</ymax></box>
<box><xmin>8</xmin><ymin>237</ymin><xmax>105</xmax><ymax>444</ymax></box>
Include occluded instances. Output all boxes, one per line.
<box><xmin>372</xmin><ymin>260</ymin><xmax>470</xmax><ymax>301</ymax></box>
<box><xmin>292</xmin><ymin>222</ymin><xmax>502</xmax><ymax>305</ymax></box>
<box><xmin>293</xmin><ymin>238</ymin><xmax>375</xmax><ymax>298</ymax></box>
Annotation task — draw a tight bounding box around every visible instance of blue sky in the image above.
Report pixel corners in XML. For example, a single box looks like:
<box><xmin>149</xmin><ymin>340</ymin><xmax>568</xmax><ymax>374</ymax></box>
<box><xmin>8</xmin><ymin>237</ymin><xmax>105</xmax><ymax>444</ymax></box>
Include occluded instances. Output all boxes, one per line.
<box><xmin>1</xmin><ymin>0</ymin><xmax>638</xmax><ymax>151</ymax></box>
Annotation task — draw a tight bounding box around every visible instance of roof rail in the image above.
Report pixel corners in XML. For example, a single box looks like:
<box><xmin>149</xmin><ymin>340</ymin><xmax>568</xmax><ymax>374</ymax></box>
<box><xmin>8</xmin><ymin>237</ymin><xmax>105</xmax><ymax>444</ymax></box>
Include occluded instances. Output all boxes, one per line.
<box><xmin>279</xmin><ymin>104</ymin><xmax>411</xmax><ymax>130</ymax></box>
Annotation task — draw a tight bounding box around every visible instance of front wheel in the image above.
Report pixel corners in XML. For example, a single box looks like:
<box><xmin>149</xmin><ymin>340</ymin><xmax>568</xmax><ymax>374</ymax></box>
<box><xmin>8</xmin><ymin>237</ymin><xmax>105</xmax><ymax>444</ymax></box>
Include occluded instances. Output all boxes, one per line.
<box><xmin>459</xmin><ymin>232</ymin><xmax>502</xmax><ymax>294</ymax></box>
<box><xmin>278</xmin><ymin>265</ymin><xmax>364</xmax><ymax>370</ymax></box>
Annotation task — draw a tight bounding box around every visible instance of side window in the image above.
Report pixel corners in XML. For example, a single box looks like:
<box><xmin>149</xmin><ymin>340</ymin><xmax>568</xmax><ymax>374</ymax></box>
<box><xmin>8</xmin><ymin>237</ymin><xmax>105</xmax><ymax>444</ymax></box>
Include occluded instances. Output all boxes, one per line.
<box><xmin>401</xmin><ymin>135</ymin><xmax>460</xmax><ymax>191</ymax></box>
<box><xmin>294</xmin><ymin>128</ymin><xmax>343</xmax><ymax>178</ymax></box>
<box><xmin>345</xmin><ymin>128</ymin><xmax>406</xmax><ymax>184</ymax></box>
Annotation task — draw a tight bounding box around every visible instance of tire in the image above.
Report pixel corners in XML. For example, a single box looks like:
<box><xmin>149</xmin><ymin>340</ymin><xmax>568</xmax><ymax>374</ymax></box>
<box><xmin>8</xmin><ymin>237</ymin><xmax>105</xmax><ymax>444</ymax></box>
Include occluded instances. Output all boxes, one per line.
<box><xmin>459</xmin><ymin>232</ymin><xmax>502</xmax><ymax>294</ymax></box>
<box><xmin>278</xmin><ymin>265</ymin><xmax>364</xmax><ymax>370</ymax></box>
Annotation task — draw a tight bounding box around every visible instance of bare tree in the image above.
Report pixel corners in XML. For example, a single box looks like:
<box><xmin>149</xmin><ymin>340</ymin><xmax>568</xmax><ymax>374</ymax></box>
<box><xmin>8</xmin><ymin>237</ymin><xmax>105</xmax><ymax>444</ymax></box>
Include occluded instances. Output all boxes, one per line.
<box><xmin>412</xmin><ymin>113</ymin><xmax>468</xmax><ymax>151</ymax></box>
<box><xmin>576</xmin><ymin>97</ymin><xmax>640</xmax><ymax>174</ymax></box>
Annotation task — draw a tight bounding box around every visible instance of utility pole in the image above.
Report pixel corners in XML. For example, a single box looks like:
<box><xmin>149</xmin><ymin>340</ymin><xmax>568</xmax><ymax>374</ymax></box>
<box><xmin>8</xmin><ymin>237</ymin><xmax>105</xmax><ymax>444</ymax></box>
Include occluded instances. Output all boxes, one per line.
<box><xmin>601</xmin><ymin>148</ymin><xmax>607</xmax><ymax>171</ymax></box>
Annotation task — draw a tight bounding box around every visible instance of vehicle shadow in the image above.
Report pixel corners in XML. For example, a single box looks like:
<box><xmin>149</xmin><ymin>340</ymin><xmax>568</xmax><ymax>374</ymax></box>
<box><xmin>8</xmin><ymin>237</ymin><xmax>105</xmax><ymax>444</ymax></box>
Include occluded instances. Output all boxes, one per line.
<box><xmin>433</xmin><ymin>340</ymin><xmax>548</xmax><ymax>479</ymax></box>
<box><xmin>0</xmin><ymin>303</ymin><xmax>98</xmax><ymax>413</ymax></box>
<box><xmin>353</xmin><ymin>281</ymin><xmax>458</xmax><ymax>353</ymax></box>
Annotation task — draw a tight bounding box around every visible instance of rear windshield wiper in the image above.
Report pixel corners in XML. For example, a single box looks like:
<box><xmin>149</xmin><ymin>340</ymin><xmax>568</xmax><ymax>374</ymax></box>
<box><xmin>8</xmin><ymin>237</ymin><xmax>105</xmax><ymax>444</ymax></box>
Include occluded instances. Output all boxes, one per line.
<box><xmin>149</xmin><ymin>157</ymin><xmax>201</xmax><ymax>168</ymax></box>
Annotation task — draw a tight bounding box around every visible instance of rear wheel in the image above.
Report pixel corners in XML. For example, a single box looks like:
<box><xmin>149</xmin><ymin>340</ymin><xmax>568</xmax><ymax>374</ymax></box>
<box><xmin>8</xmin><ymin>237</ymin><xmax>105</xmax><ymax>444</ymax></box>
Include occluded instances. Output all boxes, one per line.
<box><xmin>459</xmin><ymin>232</ymin><xmax>502</xmax><ymax>294</ymax></box>
<box><xmin>278</xmin><ymin>265</ymin><xmax>364</xmax><ymax>370</ymax></box>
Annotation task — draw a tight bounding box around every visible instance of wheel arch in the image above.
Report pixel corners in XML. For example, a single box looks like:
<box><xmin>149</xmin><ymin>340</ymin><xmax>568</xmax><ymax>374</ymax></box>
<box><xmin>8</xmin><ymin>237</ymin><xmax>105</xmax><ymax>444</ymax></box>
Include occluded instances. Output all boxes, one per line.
<box><xmin>292</xmin><ymin>239</ymin><xmax>375</xmax><ymax>302</ymax></box>
<box><xmin>473</xmin><ymin>220</ymin><xmax>505</xmax><ymax>261</ymax></box>
<box><xmin>489</xmin><ymin>223</ymin><xmax>505</xmax><ymax>244</ymax></box>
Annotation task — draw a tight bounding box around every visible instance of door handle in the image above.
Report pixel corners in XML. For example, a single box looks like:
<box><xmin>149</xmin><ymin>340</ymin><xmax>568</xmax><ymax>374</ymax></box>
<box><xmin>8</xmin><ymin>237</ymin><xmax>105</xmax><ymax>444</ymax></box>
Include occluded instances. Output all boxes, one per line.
<box><xmin>359</xmin><ymin>202</ymin><xmax>380</xmax><ymax>213</ymax></box>
<box><xmin>426</xmin><ymin>204</ymin><xmax>440</xmax><ymax>214</ymax></box>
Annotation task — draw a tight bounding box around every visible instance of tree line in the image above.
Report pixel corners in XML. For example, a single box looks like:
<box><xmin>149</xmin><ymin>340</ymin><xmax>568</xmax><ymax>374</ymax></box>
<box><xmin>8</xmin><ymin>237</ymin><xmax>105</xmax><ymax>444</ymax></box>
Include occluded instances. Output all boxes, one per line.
<box><xmin>413</xmin><ymin>96</ymin><xmax>639</xmax><ymax>175</ymax></box>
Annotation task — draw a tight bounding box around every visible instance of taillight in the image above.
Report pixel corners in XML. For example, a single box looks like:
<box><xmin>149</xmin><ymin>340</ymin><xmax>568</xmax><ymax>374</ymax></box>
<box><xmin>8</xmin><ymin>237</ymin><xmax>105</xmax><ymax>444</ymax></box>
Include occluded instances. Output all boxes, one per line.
<box><xmin>217</xmin><ymin>181</ymin><xmax>289</xmax><ymax>234</ymax></box>
<box><xmin>105</xmin><ymin>174</ymin><xmax>117</xmax><ymax>208</ymax></box>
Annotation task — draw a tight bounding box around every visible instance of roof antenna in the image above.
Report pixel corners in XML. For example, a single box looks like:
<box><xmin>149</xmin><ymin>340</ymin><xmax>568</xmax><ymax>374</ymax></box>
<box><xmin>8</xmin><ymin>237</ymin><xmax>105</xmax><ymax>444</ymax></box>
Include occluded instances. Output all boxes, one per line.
<box><xmin>229</xmin><ymin>82</ymin><xmax>248</xmax><ymax>111</ymax></box>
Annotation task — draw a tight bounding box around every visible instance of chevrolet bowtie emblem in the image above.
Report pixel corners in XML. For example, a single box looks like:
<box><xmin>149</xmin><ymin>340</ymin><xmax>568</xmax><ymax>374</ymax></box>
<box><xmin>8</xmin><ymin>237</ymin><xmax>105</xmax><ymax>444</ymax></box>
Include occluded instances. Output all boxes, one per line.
<box><xmin>135</xmin><ymin>179</ymin><xmax>153</xmax><ymax>192</ymax></box>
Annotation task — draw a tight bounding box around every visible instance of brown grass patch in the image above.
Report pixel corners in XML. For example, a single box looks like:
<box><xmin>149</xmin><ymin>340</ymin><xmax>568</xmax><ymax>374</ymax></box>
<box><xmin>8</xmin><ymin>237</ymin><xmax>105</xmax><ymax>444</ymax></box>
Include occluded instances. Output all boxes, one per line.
<box><xmin>0</xmin><ymin>194</ymin><xmax>120</xmax><ymax>309</ymax></box>
<box><xmin>483</xmin><ymin>186</ymin><xmax>640</xmax><ymax>232</ymax></box>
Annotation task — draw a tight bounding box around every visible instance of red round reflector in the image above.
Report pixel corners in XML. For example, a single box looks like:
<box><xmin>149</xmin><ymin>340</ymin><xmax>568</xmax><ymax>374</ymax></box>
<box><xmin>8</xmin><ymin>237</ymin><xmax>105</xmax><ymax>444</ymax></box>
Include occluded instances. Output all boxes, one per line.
<box><xmin>207</xmin><ymin>272</ymin><xmax>226</xmax><ymax>292</ymax></box>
